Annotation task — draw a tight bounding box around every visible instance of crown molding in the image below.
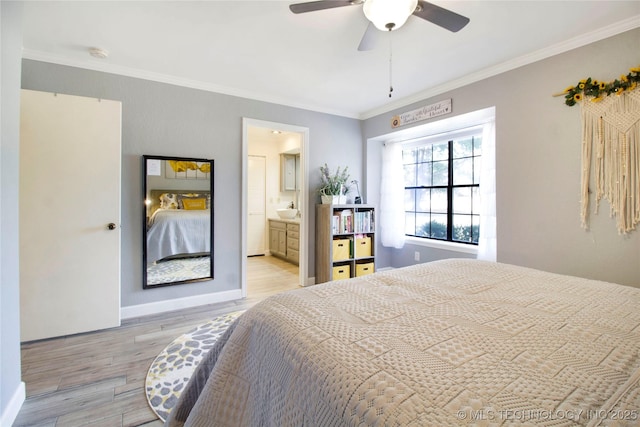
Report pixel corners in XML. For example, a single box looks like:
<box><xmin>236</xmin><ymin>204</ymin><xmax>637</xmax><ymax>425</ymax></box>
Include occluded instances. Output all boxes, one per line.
<box><xmin>21</xmin><ymin>49</ymin><xmax>360</xmax><ymax>119</ymax></box>
<box><xmin>358</xmin><ymin>15</ymin><xmax>640</xmax><ymax>120</ymax></box>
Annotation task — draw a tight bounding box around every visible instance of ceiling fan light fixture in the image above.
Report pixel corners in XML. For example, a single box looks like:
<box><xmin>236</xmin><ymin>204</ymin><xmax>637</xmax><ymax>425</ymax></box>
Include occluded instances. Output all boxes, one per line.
<box><xmin>363</xmin><ymin>0</ymin><xmax>418</xmax><ymax>31</ymax></box>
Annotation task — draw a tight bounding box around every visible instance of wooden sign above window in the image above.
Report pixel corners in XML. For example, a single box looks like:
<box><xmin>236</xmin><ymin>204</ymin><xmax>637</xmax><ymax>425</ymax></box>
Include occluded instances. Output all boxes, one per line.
<box><xmin>391</xmin><ymin>99</ymin><xmax>452</xmax><ymax>128</ymax></box>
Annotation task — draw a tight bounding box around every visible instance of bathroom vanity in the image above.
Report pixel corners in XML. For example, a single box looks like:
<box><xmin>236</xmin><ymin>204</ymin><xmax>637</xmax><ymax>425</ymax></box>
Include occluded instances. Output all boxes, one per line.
<box><xmin>268</xmin><ymin>218</ymin><xmax>299</xmax><ymax>265</ymax></box>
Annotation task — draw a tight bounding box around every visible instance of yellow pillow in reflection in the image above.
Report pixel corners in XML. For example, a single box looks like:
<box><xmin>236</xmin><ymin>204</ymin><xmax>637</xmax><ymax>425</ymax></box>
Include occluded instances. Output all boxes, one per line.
<box><xmin>181</xmin><ymin>198</ymin><xmax>206</xmax><ymax>210</ymax></box>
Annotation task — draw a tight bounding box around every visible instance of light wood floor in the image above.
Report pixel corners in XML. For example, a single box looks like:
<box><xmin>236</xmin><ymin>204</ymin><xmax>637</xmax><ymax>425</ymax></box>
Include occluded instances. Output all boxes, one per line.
<box><xmin>14</xmin><ymin>255</ymin><xmax>300</xmax><ymax>427</ymax></box>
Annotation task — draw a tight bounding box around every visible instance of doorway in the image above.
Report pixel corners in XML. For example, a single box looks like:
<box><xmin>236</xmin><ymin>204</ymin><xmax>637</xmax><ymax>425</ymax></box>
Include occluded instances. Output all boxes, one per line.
<box><xmin>241</xmin><ymin>118</ymin><xmax>309</xmax><ymax>298</ymax></box>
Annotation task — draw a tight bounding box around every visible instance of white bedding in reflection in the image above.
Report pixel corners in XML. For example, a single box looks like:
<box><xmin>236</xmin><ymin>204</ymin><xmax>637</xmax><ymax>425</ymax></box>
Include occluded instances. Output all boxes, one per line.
<box><xmin>146</xmin><ymin>208</ymin><xmax>210</xmax><ymax>263</ymax></box>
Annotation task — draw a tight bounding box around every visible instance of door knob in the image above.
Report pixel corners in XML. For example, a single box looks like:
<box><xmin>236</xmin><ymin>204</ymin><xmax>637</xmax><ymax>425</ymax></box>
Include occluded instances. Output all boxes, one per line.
<box><xmin>107</xmin><ymin>223</ymin><xmax>117</xmax><ymax>230</ymax></box>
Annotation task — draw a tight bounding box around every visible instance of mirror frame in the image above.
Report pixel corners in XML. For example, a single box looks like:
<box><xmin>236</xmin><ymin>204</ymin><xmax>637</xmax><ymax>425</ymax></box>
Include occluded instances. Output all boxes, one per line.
<box><xmin>142</xmin><ymin>155</ymin><xmax>214</xmax><ymax>288</ymax></box>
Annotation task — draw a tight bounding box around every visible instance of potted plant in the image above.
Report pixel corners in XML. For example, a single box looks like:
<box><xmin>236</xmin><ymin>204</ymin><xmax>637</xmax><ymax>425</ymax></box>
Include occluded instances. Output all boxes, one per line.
<box><xmin>318</xmin><ymin>163</ymin><xmax>350</xmax><ymax>204</ymax></box>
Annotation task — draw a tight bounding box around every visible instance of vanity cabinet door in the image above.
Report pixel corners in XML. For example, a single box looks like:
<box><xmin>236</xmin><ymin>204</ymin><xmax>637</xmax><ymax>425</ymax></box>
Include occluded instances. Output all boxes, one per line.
<box><xmin>278</xmin><ymin>229</ymin><xmax>287</xmax><ymax>255</ymax></box>
<box><xmin>269</xmin><ymin>220</ymin><xmax>287</xmax><ymax>258</ymax></box>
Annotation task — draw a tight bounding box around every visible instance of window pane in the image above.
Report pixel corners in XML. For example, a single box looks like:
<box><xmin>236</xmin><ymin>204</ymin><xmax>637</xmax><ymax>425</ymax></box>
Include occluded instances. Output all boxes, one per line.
<box><xmin>432</xmin><ymin>142</ymin><xmax>448</xmax><ymax>161</ymax></box>
<box><xmin>404</xmin><ymin>189</ymin><xmax>415</xmax><ymax>211</ymax></box>
<box><xmin>453</xmin><ymin>158</ymin><xmax>473</xmax><ymax>185</ymax></box>
<box><xmin>431</xmin><ymin>188</ymin><xmax>447</xmax><ymax>213</ymax></box>
<box><xmin>432</xmin><ymin>161</ymin><xmax>448</xmax><ymax>186</ymax></box>
<box><xmin>405</xmin><ymin>212</ymin><xmax>416</xmax><ymax>235</ymax></box>
<box><xmin>453</xmin><ymin>215</ymin><xmax>472</xmax><ymax>243</ymax></box>
<box><xmin>472</xmin><ymin>187</ymin><xmax>480</xmax><ymax>214</ymax></box>
<box><xmin>453</xmin><ymin>138</ymin><xmax>473</xmax><ymax>159</ymax></box>
<box><xmin>403</xmin><ymin>148</ymin><xmax>416</xmax><ymax>164</ymax></box>
<box><xmin>472</xmin><ymin>215</ymin><xmax>480</xmax><ymax>244</ymax></box>
<box><xmin>430</xmin><ymin>214</ymin><xmax>447</xmax><ymax>239</ymax></box>
<box><xmin>403</xmin><ymin>164</ymin><xmax>416</xmax><ymax>187</ymax></box>
<box><xmin>473</xmin><ymin>157</ymin><xmax>481</xmax><ymax>185</ymax></box>
<box><xmin>416</xmin><ymin>188</ymin><xmax>431</xmax><ymax>212</ymax></box>
<box><xmin>417</xmin><ymin>145</ymin><xmax>432</xmax><ymax>162</ymax></box>
<box><xmin>474</xmin><ymin>136</ymin><xmax>482</xmax><ymax>155</ymax></box>
<box><xmin>453</xmin><ymin>187</ymin><xmax>472</xmax><ymax>214</ymax></box>
<box><xmin>417</xmin><ymin>163</ymin><xmax>432</xmax><ymax>187</ymax></box>
<box><xmin>415</xmin><ymin>213</ymin><xmax>430</xmax><ymax>237</ymax></box>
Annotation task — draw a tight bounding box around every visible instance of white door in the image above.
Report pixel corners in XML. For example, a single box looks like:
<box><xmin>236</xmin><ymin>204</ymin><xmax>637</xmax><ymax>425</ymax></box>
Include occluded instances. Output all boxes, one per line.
<box><xmin>247</xmin><ymin>155</ymin><xmax>266</xmax><ymax>256</ymax></box>
<box><xmin>19</xmin><ymin>89</ymin><xmax>121</xmax><ymax>342</ymax></box>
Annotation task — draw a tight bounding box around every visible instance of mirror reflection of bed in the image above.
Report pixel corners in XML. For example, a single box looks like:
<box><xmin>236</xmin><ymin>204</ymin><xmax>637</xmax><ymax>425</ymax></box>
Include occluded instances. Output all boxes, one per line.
<box><xmin>143</xmin><ymin>156</ymin><xmax>214</xmax><ymax>288</ymax></box>
<box><xmin>146</xmin><ymin>189</ymin><xmax>212</xmax><ymax>285</ymax></box>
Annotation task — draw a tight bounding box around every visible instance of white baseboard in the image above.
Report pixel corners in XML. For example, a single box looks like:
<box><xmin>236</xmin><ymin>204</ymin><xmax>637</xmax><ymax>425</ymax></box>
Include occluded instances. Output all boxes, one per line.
<box><xmin>1</xmin><ymin>381</ymin><xmax>25</xmax><ymax>427</ymax></box>
<box><xmin>120</xmin><ymin>289</ymin><xmax>243</xmax><ymax>319</ymax></box>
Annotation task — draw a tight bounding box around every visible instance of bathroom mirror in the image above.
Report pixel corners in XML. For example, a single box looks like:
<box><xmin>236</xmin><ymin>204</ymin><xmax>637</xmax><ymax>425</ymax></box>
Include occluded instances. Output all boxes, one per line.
<box><xmin>142</xmin><ymin>155</ymin><xmax>214</xmax><ymax>288</ymax></box>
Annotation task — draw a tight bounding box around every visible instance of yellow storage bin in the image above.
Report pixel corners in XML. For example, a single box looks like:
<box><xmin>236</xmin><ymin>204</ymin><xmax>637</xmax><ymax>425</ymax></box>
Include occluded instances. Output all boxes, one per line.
<box><xmin>332</xmin><ymin>265</ymin><xmax>351</xmax><ymax>280</ymax></box>
<box><xmin>354</xmin><ymin>236</ymin><xmax>372</xmax><ymax>258</ymax></box>
<box><xmin>356</xmin><ymin>262</ymin><xmax>374</xmax><ymax>277</ymax></box>
<box><xmin>332</xmin><ymin>238</ymin><xmax>351</xmax><ymax>261</ymax></box>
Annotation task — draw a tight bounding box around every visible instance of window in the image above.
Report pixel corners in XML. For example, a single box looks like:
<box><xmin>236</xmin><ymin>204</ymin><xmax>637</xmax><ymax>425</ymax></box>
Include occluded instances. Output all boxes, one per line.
<box><xmin>403</xmin><ymin>129</ymin><xmax>482</xmax><ymax>244</ymax></box>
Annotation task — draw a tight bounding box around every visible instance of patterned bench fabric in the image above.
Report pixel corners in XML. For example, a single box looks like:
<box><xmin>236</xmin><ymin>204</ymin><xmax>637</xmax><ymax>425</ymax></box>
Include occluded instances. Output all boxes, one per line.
<box><xmin>166</xmin><ymin>259</ymin><xmax>640</xmax><ymax>427</ymax></box>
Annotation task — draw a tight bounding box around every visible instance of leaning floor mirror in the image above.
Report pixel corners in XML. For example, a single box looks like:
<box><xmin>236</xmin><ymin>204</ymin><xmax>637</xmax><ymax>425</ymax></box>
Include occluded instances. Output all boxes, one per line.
<box><xmin>143</xmin><ymin>155</ymin><xmax>214</xmax><ymax>288</ymax></box>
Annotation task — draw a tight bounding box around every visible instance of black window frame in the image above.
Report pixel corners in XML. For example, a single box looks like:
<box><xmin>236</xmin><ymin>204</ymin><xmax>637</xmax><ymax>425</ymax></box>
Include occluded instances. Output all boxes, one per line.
<box><xmin>403</xmin><ymin>134</ymin><xmax>481</xmax><ymax>245</ymax></box>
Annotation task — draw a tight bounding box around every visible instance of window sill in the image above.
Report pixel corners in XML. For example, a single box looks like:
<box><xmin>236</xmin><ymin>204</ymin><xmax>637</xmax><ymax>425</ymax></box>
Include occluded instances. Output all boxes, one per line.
<box><xmin>405</xmin><ymin>236</ymin><xmax>478</xmax><ymax>255</ymax></box>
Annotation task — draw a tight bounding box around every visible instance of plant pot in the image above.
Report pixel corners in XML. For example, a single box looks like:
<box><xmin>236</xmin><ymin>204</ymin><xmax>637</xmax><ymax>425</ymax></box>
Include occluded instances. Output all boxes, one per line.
<box><xmin>321</xmin><ymin>195</ymin><xmax>346</xmax><ymax>205</ymax></box>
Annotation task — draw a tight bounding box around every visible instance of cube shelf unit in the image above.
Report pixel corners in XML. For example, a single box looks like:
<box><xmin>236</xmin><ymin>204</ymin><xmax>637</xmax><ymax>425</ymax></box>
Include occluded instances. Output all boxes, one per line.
<box><xmin>315</xmin><ymin>204</ymin><xmax>375</xmax><ymax>284</ymax></box>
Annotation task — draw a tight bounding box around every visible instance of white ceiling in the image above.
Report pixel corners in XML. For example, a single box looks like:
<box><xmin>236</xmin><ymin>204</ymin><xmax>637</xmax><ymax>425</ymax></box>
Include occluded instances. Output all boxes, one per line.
<box><xmin>20</xmin><ymin>1</ymin><xmax>640</xmax><ymax>119</ymax></box>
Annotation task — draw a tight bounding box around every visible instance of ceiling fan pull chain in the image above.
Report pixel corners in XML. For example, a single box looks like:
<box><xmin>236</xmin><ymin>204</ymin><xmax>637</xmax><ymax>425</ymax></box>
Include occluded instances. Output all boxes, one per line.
<box><xmin>388</xmin><ymin>29</ymin><xmax>393</xmax><ymax>98</ymax></box>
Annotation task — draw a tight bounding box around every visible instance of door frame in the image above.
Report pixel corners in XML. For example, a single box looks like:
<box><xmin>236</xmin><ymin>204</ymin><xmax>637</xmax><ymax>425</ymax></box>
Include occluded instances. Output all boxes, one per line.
<box><xmin>241</xmin><ymin>118</ymin><xmax>309</xmax><ymax>297</ymax></box>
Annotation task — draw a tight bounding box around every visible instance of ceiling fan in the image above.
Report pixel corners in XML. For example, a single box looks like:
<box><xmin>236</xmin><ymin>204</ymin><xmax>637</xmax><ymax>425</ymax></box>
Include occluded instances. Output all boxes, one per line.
<box><xmin>289</xmin><ymin>0</ymin><xmax>470</xmax><ymax>51</ymax></box>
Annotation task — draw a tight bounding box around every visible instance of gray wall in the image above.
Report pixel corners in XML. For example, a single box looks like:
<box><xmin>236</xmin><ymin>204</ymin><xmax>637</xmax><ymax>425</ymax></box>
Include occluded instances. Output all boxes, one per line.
<box><xmin>363</xmin><ymin>28</ymin><xmax>640</xmax><ymax>287</ymax></box>
<box><xmin>21</xmin><ymin>61</ymin><xmax>363</xmax><ymax>307</ymax></box>
<box><xmin>1</xmin><ymin>1</ymin><xmax>24</xmax><ymax>422</ymax></box>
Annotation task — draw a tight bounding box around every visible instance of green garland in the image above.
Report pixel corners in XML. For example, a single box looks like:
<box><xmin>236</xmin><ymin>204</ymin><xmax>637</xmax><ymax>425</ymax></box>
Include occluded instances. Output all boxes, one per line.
<box><xmin>561</xmin><ymin>66</ymin><xmax>640</xmax><ymax>106</ymax></box>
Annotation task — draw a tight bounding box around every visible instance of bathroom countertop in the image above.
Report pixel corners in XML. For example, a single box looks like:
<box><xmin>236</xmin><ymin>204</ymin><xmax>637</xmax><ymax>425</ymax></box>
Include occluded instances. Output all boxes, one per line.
<box><xmin>268</xmin><ymin>217</ymin><xmax>300</xmax><ymax>224</ymax></box>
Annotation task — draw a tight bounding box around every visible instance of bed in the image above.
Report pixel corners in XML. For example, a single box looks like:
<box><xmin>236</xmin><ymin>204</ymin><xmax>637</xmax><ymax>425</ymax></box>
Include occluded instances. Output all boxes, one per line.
<box><xmin>166</xmin><ymin>259</ymin><xmax>640</xmax><ymax>426</ymax></box>
<box><xmin>146</xmin><ymin>189</ymin><xmax>210</xmax><ymax>263</ymax></box>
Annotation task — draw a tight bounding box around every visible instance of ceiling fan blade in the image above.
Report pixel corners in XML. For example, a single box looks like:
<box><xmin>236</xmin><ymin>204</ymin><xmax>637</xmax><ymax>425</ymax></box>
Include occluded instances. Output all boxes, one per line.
<box><xmin>413</xmin><ymin>0</ymin><xmax>470</xmax><ymax>32</ymax></box>
<box><xmin>357</xmin><ymin>21</ymin><xmax>377</xmax><ymax>51</ymax></box>
<box><xmin>289</xmin><ymin>1</ymin><xmax>360</xmax><ymax>14</ymax></box>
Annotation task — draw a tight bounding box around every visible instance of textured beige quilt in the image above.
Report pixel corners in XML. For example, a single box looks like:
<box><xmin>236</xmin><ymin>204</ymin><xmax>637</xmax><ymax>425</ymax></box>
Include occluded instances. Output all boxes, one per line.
<box><xmin>166</xmin><ymin>259</ymin><xmax>640</xmax><ymax>426</ymax></box>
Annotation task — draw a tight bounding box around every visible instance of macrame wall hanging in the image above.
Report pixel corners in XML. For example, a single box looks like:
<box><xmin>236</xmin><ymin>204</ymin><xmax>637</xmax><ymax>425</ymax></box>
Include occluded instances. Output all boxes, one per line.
<box><xmin>556</xmin><ymin>66</ymin><xmax>640</xmax><ymax>235</ymax></box>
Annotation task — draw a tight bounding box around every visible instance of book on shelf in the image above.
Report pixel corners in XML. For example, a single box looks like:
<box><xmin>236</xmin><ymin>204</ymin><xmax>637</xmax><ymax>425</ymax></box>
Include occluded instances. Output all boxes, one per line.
<box><xmin>331</xmin><ymin>208</ymin><xmax>375</xmax><ymax>234</ymax></box>
<box><xmin>339</xmin><ymin>210</ymin><xmax>352</xmax><ymax>234</ymax></box>
<box><xmin>332</xmin><ymin>215</ymin><xmax>339</xmax><ymax>234</ymax></box>
<box><xmin>354</xmin><ymin>210</ymin><xmax>374</xmax><ymax>233</ymax></box>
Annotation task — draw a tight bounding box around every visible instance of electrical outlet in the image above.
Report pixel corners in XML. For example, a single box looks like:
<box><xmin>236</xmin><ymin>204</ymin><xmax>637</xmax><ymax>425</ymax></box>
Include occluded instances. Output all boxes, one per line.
<box><xmin>414</xmin><ymin>251</ymin><xmax>420</xmax><ymax>261</ymax></box>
